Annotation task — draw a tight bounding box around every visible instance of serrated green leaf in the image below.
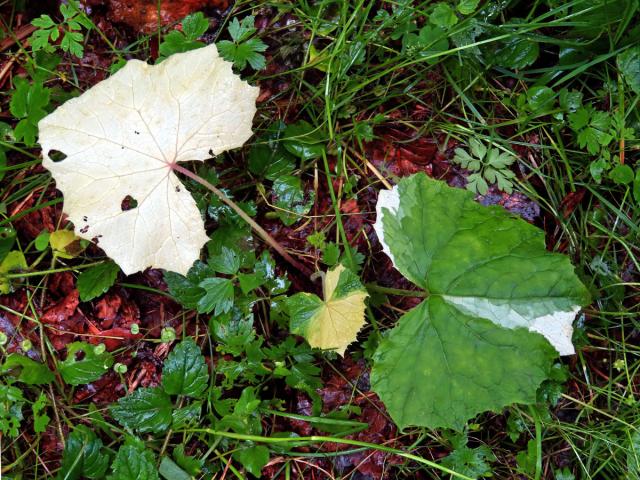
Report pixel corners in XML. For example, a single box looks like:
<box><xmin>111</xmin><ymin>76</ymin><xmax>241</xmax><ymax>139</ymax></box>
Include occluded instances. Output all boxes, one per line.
<box><xmin>371</xmin><ymin>173</ymin><xmax>590</xmax><ymax>429</ymax></box>
<box><xmin>171</xmin><ymin>401</ymin><xmax>201</xmax><ymax>429</ymax></box>
<box><xmin>58</xmin><ymin>425</ymin><xmax>109</xmax><ymax>480</ymax></box>
<box><xmin>77</xmin><ymin>261</ymin><xmax>120</xmax><ymax>302</ymax></box>
<box><xmin>182</xmin><ymin>12</ymin><xmax>209</xmax><ymax>41</ymax></box>
<box><xmin>228</xmin><ymin>16</ymin><xmax>257</xmax><ymax>43</ymax></box>
<box><xmin>197</xmin><ymin>277</ymin><xmax>234</xmax><ymax>314</ymax></box>
<box><xmin>110</xmin><ymin>387</ymin><xmax>173</xmax><ymax>433</ymax></box>
<box><xmin>208</xmin><ymin>246</ymin><xmax>240</xmax><ymax>275</ymax></box>
<box><xmin>286</xmin><ymin>264</ymin><xmax>368</xmax><ymax>356</ymax></box>
<box><xmin>173</xmin><ymin>445</ymin><xmax>203</xmax><ymax>476</ymax></box>
<box><xmin>1</xmin><ymin>353</ymin><xmax>54</xmax><ymax>385</ymax></box>
<box><xmin>162</xmin><ymin>339</ymin><xmax>209</xmax><ymax>398</ymax></box>
<box><xmin>32</xmin><ymin>14</ymin><xmax>56</xmax><ymax>29</ymax></box>
<box><xmin>108</xmin><ymin>444</ymin><xmax>158</xmax><ymax>480</ymax></box>
<box><xmin>59</xmin><ymin>342</ymin><xmax>113</xmax><ymax>385</ymax></box>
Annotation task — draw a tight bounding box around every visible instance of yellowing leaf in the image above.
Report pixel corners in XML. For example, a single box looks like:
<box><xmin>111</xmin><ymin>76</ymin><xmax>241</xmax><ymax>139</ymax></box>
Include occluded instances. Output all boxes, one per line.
<box><xmin>38</xmin><ymin>44</ymin><xmax>259</xmax><ymax>275</ymax></box>
<box><xmin>286</xmin><ymin>264</ymin><xmax>368</xmax><ymax>356</ymax></box>
<box><xmin>49</xmin><ymin>229</ymin><xmax>82</xmax><ymax>258</ymax></box>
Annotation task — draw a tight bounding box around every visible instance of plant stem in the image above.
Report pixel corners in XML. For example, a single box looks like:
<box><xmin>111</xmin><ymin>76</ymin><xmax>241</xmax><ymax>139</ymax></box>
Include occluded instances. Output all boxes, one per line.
<box><xmin>172</xmin><ymin>164</ymin><xmax>313</xmax><ymax>277</ymax></box>
<box><xmin>189</xmin><ymin>429</ymin><xmax>474</xmax><ymax>480</ymax></box>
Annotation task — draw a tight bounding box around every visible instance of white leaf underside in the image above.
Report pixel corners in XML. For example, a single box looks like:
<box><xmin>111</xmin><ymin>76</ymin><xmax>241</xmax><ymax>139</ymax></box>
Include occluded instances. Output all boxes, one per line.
<box><xmin>374</xmin><ymin>185</ymin><xmax>580</xmax><ymax>355</ymax></box>
<box><xmin>39</xmin><ymin>44</ymin><xmax>258</xmax><ymax>275</ymax></box>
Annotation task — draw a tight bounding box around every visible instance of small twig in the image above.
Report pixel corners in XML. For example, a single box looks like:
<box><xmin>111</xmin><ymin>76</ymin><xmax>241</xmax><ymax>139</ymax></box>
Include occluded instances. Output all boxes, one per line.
<box><xmin>172</xmin><ymin>164</ymin><xmax>313</xmax><ymax>277</ymax></box>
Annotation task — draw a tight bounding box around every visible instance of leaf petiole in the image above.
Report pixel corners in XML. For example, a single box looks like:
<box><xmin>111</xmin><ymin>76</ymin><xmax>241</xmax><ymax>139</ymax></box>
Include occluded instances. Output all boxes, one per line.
<box><xmin>172</xmin><ymin>163</ymin><xmax>313</xmax><ymax>277</ymax></box>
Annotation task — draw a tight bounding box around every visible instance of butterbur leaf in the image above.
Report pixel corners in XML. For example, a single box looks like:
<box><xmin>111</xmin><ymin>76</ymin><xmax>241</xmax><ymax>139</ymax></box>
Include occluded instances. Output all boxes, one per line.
<box><xmin>111</xmin><ymin>387</ymin><xmax>173</xmax><ymax>433</ymax></box>
<box><xmin>162</xmin><ymin>338</ymin><xmax>209</xmax><ymax>397</ymax></box>
<box><xmin>77</xmin><ymin>260</ymin><xmax>120</xmax><ymax>301</ymax></box>
<box><xmin>109</xmin><ymin>444</ymin><xmax>158</xmax><ymax>480</ymax></box>
<box><xmin>38</xmin><ymin>44</ymin><xmax>258</xmax><ymax>275</ymax></box>
<box><xmin>371</xmin><ymin>173</ymin><xmax>590</xmax><ymax>429</ymax></box>
<box><xmin>59</xmin><ymin>342</ymin><xmax>114</xmax><ymax>385</ymax></box>
<box><xmin>286</xmin><ymin>264</ymin><xmax>368</xmax><ymax>356</ymax></box>
<box><xmin>58</xmin><ymin>425</ymin><xmax>109</xmax><ymax>480</ymax></box>
<box><xmin>1</xmin><ymin>353</ymin><xmax>54</xmax><ymax>385</ymax></box>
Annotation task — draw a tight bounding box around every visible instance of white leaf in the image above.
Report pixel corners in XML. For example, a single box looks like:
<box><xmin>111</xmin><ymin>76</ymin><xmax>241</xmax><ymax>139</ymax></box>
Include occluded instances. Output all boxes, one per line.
<box><xmin>39</xmin><ymin>44</ymin><xmax>259</xmax><ymax>275</ymax></box>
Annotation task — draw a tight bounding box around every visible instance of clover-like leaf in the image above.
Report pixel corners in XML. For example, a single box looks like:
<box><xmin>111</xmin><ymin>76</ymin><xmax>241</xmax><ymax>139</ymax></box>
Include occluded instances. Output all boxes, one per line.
<box><xmin>286</xmin><ymin>264</ymin><xmax>368</xmax><ymax>356</ymax></box>
<box><xmin>371</xmin><ymin>173</ymin><xmax>590</xmax><ymax>429</ymax></box>
<box><xmin>38</xmin><ymin>44</ymin><xmax>258</xmax><ymax>275</ymax></box>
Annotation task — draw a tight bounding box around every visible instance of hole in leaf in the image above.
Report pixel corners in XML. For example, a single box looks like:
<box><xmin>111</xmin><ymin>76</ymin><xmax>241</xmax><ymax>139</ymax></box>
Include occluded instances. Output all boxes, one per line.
<box><xmin>48</xmin><ymin>150</ymin><xmax>67</xmax><ymax>162</ymax></box>
<box><xmin>121</xmin><ymin>195</ymin><xmax>138</xmax><ymax>211</ymax></box>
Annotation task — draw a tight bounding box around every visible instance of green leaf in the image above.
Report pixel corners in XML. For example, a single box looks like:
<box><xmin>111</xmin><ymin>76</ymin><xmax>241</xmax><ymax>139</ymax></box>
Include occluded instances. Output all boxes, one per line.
<box><xmin>182</xmin><ymin>12</ymin><xmax>209</xmax><ymax>41</ymax></box>
<box><xmin>617</xmin><ymin>46</ymin><xmax>640</xmax><ymax>95</ymax></box>
<box><xmin>108</xmin><ymin>444</ymin><xmax>159</xmax><ymax>480</ymax></box>
<box><xmin>77</xmin><ymin>261</ymin><xmax>120</xmax><ymax>302</ymax></box>
<box><xmin>208</xmin><ymin>246</ymin><xmax>240</xmax><ymax>275</ymax></box>
<box><xmin>283</xmin><ymin>121</ymin><xmax>326</xmax><ymax>160</ymax></box>
<box><xmin>164</xmin><ymin>261</ymin><xmax>212</xmax><ymax>310</ymax></box>
<box><xmin>58</xmin><ymin>425</ymin><xmax>109</xmax><ymax>480</ymax></box>
<box><xmin>32</xmin><ymin>392</ymin><xmax>51</xmax><ymax>433</ymax></box>
<box><xmin>32</xmin><ymin>14</ymin><xmax>56</xmax><ymax>29</ymax></box>
<box><xmin>162</xmin><ymin>338</ymin><xmax>209</xmax><ymax>398</ymax></box>
<box><xmin>59</xmin><ymin>342</ymin><xmax>114</xmax><ymax>385</ymax></box>
<box><xmin>430</xmin><ymin>3</ymin><xmax>458</xmax><ymax>28</ymax></box>
<box><xmin>493</xmin><ymin>36</ymin><xmax>539</xmax><ymax>70</ymax></box>
<box><xmin>236</xmin><ymin>39</ymin><xmax>267</xmax><ymax>71</ymax></box>
<box><xmin>197</xmin><ymin>277</ymin><xmax>234</xmax><ymax>314</ymax></box>
<box><xmin>609</xmin><ymin>164</ymin><xmax>634</xmax><ymax>185</ymax></box>
<box><xmin>1</xmin><ymin>353</ymin><xmax>54</xmax><ymax>384</ymax></box>
<box><xmin>232</xmin><ymin>445</ymin><xmax>270</xmax><ymax>477</ymax></box>
<box><xmin>159</xmin><ymin>456</ymin><xmax>190</xmax><ymax>480</ymax></box>
<box><xmin>441</xmin><ymin>433</ymin><xmax>496</xmax><ymax>478</ymax></box>
<box><xmin>272</xmin><ymin>175</ymin><xmax>315</xmax><ymax>226</ymax></box>
<box><xmin>526</xmin><ymin>86</ymin><xmax>555</xmax><ymax>112</ymax></box>
<box><xmin>173</xmin><ymin>445</ymin><xmax>203</xmax><ymax>476</ymax></box>
<box><xmin>110</xmin><ymin>387</ymin><xmax>173</xmax><ymax>433</ymax></box>
<box><xmin>286</xmin><ymin>264</ymin><xmax>368</xmax><ymax>356</ymax></box>
<box><xmin>0</xmin><ymin>227</ymin><xmax>16</xmax><ymax>262</ymax></box>
<box><xmin>457</xmin><ymin>0</ymin><xmax>480</xmax><ymax>15</ymax></box>
<box><xmin>171</xmin><ymin>401</ymin><xmax>202</xmax><ymax>429</ymax></box>
<box><xmin>228</xmin><ymin>16</ymin><xmax>257</xmax><ymax>43</ymax></box>
<box><xmin>0</xmin><ymin>250</ymin><xmax>28</xmax><ymax>294</ymax></box>
<box><xmin>371</xmin><ymin>173</ymin><xmax>590</xmax><ymax>429</ymax></box>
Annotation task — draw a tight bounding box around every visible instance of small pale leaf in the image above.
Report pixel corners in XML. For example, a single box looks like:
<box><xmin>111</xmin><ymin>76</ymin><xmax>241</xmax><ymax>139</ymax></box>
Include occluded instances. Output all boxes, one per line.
<box><xmin>287</xmin><ymin>264</ymin><xmax>368</xmax><ymax>356</ymax></box>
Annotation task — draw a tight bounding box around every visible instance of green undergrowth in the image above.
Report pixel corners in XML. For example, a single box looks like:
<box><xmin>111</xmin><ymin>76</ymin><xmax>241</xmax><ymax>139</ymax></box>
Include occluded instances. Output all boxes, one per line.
<box><xmin>0</xmin><ymin>0</ymin><xmax>638</xmax><ymax>479</ymax></box>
